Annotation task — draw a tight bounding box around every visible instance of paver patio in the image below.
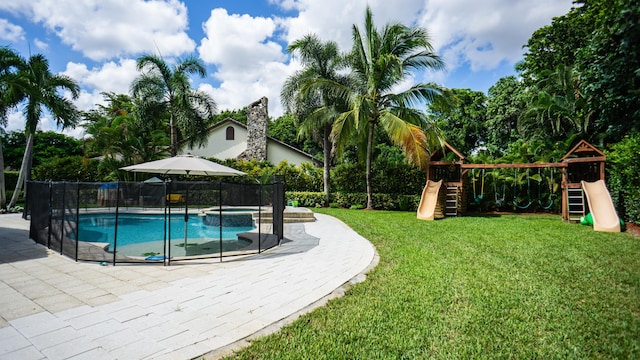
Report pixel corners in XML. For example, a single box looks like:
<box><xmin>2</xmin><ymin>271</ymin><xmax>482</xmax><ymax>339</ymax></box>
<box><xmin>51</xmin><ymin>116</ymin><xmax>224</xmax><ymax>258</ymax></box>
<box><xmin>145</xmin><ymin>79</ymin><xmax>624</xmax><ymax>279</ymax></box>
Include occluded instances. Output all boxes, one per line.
<box><xmin>0</xmin><ymin>212</ymin><xmax>376</xmax><ymax>359</ymax></box>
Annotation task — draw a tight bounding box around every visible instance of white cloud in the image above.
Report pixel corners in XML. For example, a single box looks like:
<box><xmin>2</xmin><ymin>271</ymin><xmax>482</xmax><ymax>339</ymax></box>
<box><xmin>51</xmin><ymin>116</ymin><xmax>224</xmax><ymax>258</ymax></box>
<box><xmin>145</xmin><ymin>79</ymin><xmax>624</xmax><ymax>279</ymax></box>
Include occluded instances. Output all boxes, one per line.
<box><xmin>279</xmin><ymin>0</ymin><xmax>424</xmax><ymax>52</ymax></box>
<box><xmin>33</xmin><ymin>38</ymin><xmax>47</xmax><ymax>51</ymax></box>
<box><xmin>273</xmin><ymin>0</ymin><xmax>572</xmax><ymax>87</ymax></box>
<box><xmin>198</xmin><ymin>8</ymin><xmax>292</xmax><ymax>117</ymax></box>
<box><xmin>419</xmin><ymin>0</ymin><xmax>574</xmax><ymax>72</ymax></box>
<box><xmin>4</xmin><ymin>108</ymin><xmax>24</xmax><ymax>133</ymax></box>
<box><xmin>62</xmin><ymin>58</ymin><xmax>139</xmax><ymax>112</ymax></box>
<box><xmin>0</xmin><ymin>18</ymin><xmax>24</xmax><ymax>42</ymax></box>
<box><xmin>2</xmin><ymin>0</ymin><xmax>195</xmax><ymax>61</ymax></box>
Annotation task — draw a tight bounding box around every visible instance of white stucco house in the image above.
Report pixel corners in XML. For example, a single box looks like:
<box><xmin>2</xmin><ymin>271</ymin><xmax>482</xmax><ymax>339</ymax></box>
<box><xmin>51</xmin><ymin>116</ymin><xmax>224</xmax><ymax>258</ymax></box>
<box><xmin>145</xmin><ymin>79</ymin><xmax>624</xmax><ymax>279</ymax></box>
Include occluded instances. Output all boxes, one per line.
<box><xmin>181</xmin><ymin>97</ymin><xmax>318</xmax><ymax>167</ymax></box>
<box><xmin>182</xmin><ymin>118</ymin><xmax>318</xmax><ymax>166</ymax></box>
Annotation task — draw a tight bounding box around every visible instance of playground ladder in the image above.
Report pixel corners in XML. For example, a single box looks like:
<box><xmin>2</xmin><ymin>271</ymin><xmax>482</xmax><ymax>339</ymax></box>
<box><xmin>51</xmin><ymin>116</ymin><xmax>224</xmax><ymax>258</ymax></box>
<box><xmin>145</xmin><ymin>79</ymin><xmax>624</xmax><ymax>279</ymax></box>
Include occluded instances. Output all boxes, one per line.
<box><xmin>567</xmin><ymin>188</ymin><xmax>585</xmax><ymax>221</ymax></box>
<box><xmin>445</xmin><ymin>186</ymin><xmax>459</xmax><ymax>216</ymax></box>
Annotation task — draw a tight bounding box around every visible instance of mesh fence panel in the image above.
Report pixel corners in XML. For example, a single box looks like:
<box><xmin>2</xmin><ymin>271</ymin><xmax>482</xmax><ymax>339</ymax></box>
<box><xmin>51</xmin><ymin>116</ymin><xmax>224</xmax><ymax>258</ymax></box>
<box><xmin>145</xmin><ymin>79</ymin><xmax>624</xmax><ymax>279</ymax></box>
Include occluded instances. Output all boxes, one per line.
<box><xmin>27</xmin><ymin>178</ymin><xmax>285</xmax><ymax>265</ymax></box>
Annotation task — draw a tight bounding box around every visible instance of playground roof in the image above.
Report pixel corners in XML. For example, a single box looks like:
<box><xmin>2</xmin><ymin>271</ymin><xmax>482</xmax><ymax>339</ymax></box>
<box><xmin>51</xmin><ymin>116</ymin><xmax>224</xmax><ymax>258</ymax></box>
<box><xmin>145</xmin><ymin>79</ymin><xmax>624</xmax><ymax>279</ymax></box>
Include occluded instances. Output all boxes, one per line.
<box><xmin>429</xmin><ymin>141</ymin><xmax>465</xmax><ymax>163</ymax></box>
<box><xmin>561</xmin><ymin>140</ymin><xmax>606</xmax><ymax>162</ymax></box>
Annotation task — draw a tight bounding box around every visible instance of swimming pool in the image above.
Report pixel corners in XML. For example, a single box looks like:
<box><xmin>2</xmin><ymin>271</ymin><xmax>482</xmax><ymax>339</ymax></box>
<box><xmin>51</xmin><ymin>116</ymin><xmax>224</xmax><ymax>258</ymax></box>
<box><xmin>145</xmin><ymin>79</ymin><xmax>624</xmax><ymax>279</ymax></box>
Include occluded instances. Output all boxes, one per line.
<box><xmin>77</xmin><ymin>213</ymin><xmax>254</xmax><ymax>256</ymax></box>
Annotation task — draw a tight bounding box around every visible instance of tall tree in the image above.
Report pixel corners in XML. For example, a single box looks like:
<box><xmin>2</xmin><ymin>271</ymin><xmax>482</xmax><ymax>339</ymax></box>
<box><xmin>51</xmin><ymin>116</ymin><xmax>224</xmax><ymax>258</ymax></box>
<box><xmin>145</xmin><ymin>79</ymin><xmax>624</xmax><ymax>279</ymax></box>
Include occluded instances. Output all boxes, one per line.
<box><xmin>131</xmin><ymin>54</ymin><xmax>217</xmax><ymax>157</ymax></box>
<box><xmin>328</xmin><ymin>7</ymin><xmax>447</xmax><ymax>209</ymax></box>
<box><xmin>577</xmin><ymin>0</ymin><xmax>640</xmax><ymax>142</ymax></box>
<box><xmin>7</xmin><ymin>53</ymin><xmax>80</xmax><ymax>209</ymax></box>
<box><xmin>1</xmin><ymin>46</ymin><xmax>31</xmax><ymax>209</ymax></box>
<box><xmin>519</xmin><ymin>64</ymin><xmax>592</xmax><ymax>142</ymax></box>
<box><xmin>516</xmin><ymin>2</ymin><xmax>594</xmax><ymax>86</ymax></box>
<box><xmin>485</xmin><ymin>76</ymin><xmax>525</xmax><ymax>155</ymax></box>
<box><xmin>83</xmin><ymin>92</ymin><xmax>170</xmax><ymax>180</ymax></box>
<box><xmin>281</xmin><ymin>34</ymin><xmax>350</xmax><ymax>205</ymax></box>
<box><xmin>428</xmin><ymin>88</ymin><xmax>487</xmax><ymax>155</ymax></box>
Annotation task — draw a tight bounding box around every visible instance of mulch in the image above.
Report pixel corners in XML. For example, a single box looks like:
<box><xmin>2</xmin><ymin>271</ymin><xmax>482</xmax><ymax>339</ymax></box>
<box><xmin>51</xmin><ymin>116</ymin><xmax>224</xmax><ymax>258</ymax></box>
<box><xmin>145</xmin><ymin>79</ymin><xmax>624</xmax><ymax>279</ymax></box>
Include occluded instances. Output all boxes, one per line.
<box><xmin>625</xmin><ymin>221</ymin><xmax>640</xmax><ymax>237</ymax></box>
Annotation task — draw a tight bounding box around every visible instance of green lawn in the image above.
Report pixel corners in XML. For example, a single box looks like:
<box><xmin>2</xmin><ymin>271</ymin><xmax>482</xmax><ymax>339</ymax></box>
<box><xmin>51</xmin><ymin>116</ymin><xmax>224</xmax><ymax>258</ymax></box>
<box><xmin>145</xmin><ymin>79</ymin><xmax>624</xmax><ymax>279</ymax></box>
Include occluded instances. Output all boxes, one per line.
<box><xmin>228</xmin><ymin>210</ymin><xmax>640</xmax><ymax>359</ymax></box>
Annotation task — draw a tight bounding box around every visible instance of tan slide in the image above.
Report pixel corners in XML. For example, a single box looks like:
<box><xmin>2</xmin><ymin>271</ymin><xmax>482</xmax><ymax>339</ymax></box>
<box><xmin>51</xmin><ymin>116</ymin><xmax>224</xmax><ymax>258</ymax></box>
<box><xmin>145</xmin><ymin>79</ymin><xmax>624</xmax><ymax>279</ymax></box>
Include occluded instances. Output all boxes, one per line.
<box><xmin>581</xmin><ymin>180</ymin><xmax>621</xmax><ymax>232</ymax></box>
<box><xmin>417</xmin><ymin>180</ymin><xmax>442</xmax><ymax>221</ymax></box>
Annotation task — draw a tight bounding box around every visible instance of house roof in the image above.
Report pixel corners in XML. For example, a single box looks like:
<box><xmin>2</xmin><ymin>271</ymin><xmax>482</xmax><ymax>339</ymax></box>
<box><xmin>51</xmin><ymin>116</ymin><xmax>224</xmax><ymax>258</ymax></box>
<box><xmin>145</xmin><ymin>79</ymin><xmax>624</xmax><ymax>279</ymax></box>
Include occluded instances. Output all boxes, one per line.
<box><xmin>195</xmin><ymin>118</ymin><xmax>321</xmax><ymax>166</ymax></box>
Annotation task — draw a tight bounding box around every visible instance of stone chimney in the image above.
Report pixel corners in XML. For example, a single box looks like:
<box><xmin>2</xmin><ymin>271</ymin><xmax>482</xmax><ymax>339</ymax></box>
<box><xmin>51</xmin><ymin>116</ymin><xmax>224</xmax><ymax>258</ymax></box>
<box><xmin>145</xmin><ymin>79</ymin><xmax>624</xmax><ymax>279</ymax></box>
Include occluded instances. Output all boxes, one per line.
<box><xmin>238</xmin><ymin>97</ymin><xmax>268</xmax><ymax>162</ymax></box>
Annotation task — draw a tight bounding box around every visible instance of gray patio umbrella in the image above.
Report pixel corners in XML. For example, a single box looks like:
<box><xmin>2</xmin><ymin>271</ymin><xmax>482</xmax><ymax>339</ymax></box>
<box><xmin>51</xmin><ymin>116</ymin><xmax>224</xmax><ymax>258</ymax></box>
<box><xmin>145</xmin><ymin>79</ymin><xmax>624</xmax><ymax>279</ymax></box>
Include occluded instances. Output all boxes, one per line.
<box><xmin>121</xmin><ymin>154</ymin><xmax>246</xmax><ymax>256</ymax></box>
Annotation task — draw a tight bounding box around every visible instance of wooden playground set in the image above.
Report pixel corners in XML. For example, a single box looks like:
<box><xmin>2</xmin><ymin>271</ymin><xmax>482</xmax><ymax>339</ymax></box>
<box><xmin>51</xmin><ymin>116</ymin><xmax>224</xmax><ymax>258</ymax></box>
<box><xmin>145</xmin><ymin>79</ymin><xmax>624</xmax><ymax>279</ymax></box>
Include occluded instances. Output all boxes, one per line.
<box><xmin>416</xmin><ymin>140</ymin><xmax>622</xmax><ymax>232</ymax></box>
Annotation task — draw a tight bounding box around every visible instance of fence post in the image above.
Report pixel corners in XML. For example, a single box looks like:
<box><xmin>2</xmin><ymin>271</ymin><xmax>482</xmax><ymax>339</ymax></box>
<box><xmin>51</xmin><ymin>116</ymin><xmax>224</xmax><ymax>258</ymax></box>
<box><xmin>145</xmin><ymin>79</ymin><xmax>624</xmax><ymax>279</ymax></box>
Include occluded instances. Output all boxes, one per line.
<box><xmin>60</xmin><ymin>182</ymin><xmax>66</xmax><ymax>255</ymax></box>
<box><xmin>219</xmin><ymin>181</ymin><xmax>223</xmax><ymax>262</ymax></box>
<box><xmin>112</xmin><ymin>182</ymin><xmax>120</xmax><ymax>266</ymax></box>
<box><xmin>47</xmin><ymin>182</ymin><xmax>52</xmax><ymax>248</ymax></box>
<box><xmin>75</xmin><ymin>182</ymin><xmax>80</xmax><ymax>262</ymax></box>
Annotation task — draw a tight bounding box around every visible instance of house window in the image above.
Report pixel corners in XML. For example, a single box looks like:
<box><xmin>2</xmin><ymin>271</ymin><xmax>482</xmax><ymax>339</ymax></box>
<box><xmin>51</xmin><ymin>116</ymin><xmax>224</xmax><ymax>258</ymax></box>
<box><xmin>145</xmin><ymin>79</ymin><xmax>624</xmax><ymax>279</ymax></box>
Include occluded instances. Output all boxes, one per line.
<box><xmin>226</xmin><ymin>126</ymin><xmax>235</xmax><ymax>140</ymax></box>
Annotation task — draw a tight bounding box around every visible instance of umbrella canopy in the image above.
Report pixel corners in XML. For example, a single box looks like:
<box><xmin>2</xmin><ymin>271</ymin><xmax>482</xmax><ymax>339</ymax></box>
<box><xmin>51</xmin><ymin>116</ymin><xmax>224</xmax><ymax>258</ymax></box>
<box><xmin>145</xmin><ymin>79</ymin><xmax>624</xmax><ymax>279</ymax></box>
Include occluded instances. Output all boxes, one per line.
<box><xmin>120</xmin><ymin>154</ymin><xmax>246</xmax><ymax>176</ymax></box>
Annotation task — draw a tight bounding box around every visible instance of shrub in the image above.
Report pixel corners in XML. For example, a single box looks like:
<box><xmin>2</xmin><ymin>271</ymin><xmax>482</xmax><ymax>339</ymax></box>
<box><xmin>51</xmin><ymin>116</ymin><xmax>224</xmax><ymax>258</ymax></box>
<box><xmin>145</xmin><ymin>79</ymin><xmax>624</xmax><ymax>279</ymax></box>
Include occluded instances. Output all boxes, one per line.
<box><xmin>607</xmin><ymin>134</ymin><xmax>640</xmax><ymax>223</ymax></box>
<box><xmin>33</xmin><ymin>156</ymin><xmax>100</xmax><ymax>182</ymax></box>
<box><xmin>4</xmin><ymin>171</ymin><xmax>19</xmax><ymax>191</ymax></box>
<box><xmin>285</xmin><ymin>191</ymin><xmax>326</xmax><ymax>208</ymax></box>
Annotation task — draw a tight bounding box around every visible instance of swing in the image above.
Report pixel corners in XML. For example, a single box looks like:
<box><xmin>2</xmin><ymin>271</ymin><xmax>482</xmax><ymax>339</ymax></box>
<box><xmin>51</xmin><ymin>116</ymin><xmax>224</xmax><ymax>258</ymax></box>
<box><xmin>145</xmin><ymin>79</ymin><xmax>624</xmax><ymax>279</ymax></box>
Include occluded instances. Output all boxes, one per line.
<box><xmin>493</xmin><ymin>171</ymin><xmax>507</xmax><ymax>208</ymax></box>
<box><xmin>537</xmin><ymin>167</ymin><xmax>555</xmax><ymax>210</ymax></box>
<box><xmin>472</xmin><ymin>168</ymin><xmax>485</xmax><ymax>204</ymax></box>
<box><xmin>513</xmin><ymin>168</ymin><xmax>533</xmax><ymax>209</ymax></box>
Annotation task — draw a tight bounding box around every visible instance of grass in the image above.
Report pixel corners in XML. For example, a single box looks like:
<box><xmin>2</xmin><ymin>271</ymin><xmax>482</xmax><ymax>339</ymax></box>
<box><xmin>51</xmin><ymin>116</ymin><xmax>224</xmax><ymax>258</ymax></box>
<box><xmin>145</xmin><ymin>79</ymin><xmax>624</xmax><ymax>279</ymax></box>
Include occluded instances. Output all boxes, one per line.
<box><xmin>227</xmin><ymin>210</ymin><xmax>640</xmax><ymax>359</ymax></box>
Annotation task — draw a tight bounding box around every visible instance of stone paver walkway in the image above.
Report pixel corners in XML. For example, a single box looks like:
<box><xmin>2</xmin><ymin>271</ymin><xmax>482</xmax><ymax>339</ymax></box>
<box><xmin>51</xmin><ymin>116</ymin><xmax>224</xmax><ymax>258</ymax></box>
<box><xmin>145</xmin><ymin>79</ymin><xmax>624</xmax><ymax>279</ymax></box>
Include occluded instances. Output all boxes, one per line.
<box><xmin>0</xmin><ymin>212</ymin><xmax>376</xmax><ymax>359</ymax></box>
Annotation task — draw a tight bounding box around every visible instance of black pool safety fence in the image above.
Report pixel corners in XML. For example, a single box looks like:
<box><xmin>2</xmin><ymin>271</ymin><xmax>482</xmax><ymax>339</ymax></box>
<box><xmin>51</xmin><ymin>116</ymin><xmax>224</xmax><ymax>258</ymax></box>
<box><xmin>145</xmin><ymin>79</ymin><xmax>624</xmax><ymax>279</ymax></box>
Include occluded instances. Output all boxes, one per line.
<box><xmin>25</xmin><ymin>178</ymin><xmax>286</xmax><ymax>265</ymax></box>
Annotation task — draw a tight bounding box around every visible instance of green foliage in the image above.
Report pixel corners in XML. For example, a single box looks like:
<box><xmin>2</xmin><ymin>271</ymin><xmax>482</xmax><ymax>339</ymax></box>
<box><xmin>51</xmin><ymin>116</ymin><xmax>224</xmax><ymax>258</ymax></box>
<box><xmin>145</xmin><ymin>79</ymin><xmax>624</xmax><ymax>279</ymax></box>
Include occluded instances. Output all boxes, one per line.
<box><xmin>1</xmin><ymin>130</ymin><xmax>83</xmax><ymax>170</ymax></box>
<box><xmin>515</xmin><ymin>0</ymin><xmax>638</xmax><ymax>144</ymax></box>
<box><xmin>606</xmin><ymin>134</ymin><xmax>640</xmax><ymax>223</ymax></box>
<box><xmin>268</xmin><ymin>114</ymin><xmax>321</xmax><ymax>155</ymax></box>
<box><xmin>4</xmin><ymin>170</ymin><xmax>18</xmax><ymax>190</ymax></box>
<box><xmin>214</xmin><ymin>108</ymin><xmax>248</xmax><ymax>125</ymax></box>
<box><xmin>516</xmin><ymin>2</ymin><xmax>594</xmax><ymax>85</ymax></box>
<box><xmin>485</xmin><ymin>76</ymin><xmax>525</xmax><ymax>155</ymax></box>
<box><xmin>32</xmin><ymin>156</ymin><xmax>100</xmax><ymax>182</ymax></box>
<box><xmin>332</xmin><ymin>145</ymin><xmax>425</xmax><ymax>195</ymax></box>
<box><xmin>330</xmin><ymin>192</ymin><xmax>420</xmax><ymax>210</ymax></box>
<box><xmin>430</xmin><ymin>88</ymin><xmax>487</xmax><ymax>154</ymax></box>
<box><xmin>276</xmin><ymin>161</ymin><xmax>322</xmax><ymax>192</ymax></box>
<box><xmin>286</xmin><ymin>191</ymin><xmax>326</xmax><ymax>208</ymax></box>
<box><xmin>230</xmin><ymin>211</ymin><xmax>640</xmax><ymax>360</ymax></box>
<box><xmin>577</xmin><ymin>0</ymin><xmax>640</xmax><ymax>142</ymax></box>
<box><xmin>131</xmin><ymin>54</ymin><xmax>216</xmax><ymax>156</ymax></box>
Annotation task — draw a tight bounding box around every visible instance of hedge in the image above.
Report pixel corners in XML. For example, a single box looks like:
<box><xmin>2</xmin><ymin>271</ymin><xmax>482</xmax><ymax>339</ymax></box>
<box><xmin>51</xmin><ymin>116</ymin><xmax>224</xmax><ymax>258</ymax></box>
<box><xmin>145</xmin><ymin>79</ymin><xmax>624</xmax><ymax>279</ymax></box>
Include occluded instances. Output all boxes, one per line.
<box><xmin>606</xmin><ymin>134</ymin><xmax>640</xmax><ymax>224</ymax></box>
<box><xmin>286</xmin><ymin>191</ymin><xmax>421</xmax><ymax>211</ymax></box>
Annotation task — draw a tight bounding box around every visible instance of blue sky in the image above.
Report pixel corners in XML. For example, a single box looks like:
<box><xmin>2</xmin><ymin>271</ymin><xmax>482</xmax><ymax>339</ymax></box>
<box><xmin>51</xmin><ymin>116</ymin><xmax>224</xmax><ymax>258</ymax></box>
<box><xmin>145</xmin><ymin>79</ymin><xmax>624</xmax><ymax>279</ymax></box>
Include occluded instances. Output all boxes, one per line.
<box><xmin>1</xmin><ymin>0</ymin><xmax>574</xmax><ymax>137</ymax></box>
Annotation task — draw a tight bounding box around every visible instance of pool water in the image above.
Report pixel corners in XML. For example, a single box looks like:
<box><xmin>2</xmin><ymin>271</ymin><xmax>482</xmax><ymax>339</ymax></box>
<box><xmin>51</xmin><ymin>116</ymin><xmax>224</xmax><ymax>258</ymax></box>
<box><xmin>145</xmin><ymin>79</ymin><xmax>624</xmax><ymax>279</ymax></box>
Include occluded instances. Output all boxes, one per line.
<box><xmin>77</xmin><ymin>213</ymin><xmax>255</xmax><ymax>248</ymax></box>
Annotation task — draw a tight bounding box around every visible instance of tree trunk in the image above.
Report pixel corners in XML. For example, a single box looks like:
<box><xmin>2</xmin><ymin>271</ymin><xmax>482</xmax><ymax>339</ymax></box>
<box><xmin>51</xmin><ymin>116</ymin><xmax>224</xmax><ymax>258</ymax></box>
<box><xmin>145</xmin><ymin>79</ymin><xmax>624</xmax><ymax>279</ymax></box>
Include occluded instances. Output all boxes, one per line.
<box><xmin>365</xmin><ymin>121</ymin><xmax>375</xmax><ymax>209</ymax></box>
<box><xmin>323</xmin><ymin>124</ymin><xmax>331</xmax><ymax>206</ymax></box>
<box><xmin>0</xmin><ymin>137</ymin><xmax>6</xmax><ymax>209</ymax></box>
<box><xmin>8</xmin><ymin>134</ymin><xmax>33</xmax><ymax>209</ymax></box>
<box><xmin>170</xmin><ymin>114</ymin><xmax>178</xmax><ymax>156</ymax></box>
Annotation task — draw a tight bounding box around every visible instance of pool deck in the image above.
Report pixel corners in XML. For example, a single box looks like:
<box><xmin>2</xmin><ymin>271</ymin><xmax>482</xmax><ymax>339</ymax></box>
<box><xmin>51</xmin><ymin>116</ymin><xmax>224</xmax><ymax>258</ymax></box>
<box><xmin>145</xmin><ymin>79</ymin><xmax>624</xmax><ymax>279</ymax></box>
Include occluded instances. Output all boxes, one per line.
<box><xmin>0</xmin><ymin>211</ymin><xmax>377</xmax><ymax>359</ymax></box>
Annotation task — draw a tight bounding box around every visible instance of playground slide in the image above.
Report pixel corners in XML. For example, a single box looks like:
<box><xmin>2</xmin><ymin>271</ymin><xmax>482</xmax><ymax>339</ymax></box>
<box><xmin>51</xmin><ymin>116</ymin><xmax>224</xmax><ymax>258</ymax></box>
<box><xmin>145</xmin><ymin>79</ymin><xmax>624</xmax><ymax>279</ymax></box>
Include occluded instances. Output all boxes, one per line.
<box><xmin>581</xmin><ymin>180</ymin><xmax>621</xmax><ymax>232</ymax></box>
<box><xmin>417</xmin><ymin>180</ymin><xmax>442</xmax><ymax>221</ymax></box>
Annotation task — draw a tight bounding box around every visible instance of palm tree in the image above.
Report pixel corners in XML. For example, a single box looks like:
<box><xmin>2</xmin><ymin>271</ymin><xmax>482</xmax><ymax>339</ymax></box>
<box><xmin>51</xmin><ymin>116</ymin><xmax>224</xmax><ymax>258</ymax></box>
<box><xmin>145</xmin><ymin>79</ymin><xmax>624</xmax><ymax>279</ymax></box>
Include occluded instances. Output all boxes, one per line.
<box><xmin>0</xmin><ymin>46</ymin><xmax>28</xmax><ymax>209</ymax></box>
<box><xmin>83</xmin><ymin>92</ymin><xmax>170</xmax><ymax>180</ymax></box>
<box><xmin>131</xmin><ymin>54</ymin><xmax>217</xmax><ymax>157</ymax></box>
<box><xmin>281</xmin><ymin>34</ymin><xmax>351</xmax><ymax>205</ymax></box>
<box><xmin>520</xmin><ymin>64</ymin><xmax>592</xmax><ymax>141</ymax></box>
<box><xmin>318</xmin><ymin>7</ymin><xmax>447</xmax><ymax>209</ymax></box>
<box><xmin>7</xmin><ymin>53</ymin><xmax>80</xmax><ymax>209</ymax></box>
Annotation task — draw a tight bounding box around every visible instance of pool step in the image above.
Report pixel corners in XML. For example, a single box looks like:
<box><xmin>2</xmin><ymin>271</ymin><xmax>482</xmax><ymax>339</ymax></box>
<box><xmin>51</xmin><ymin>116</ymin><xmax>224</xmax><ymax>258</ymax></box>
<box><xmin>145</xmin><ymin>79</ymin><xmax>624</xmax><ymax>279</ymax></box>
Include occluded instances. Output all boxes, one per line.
<box><xmin>253</xmin><ymin>208</ymin><xmax>316</xmax><ymax>223</ymax></box>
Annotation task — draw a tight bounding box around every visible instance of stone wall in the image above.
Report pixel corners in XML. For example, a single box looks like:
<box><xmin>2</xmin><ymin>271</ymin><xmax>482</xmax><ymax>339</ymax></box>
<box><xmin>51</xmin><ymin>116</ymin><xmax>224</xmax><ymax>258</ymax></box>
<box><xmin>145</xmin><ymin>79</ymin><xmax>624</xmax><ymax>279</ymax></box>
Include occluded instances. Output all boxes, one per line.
<box><xmin>238</xmin><ymin>97</ymin><xmax>268</xmax><ymax>162</ymax></box>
